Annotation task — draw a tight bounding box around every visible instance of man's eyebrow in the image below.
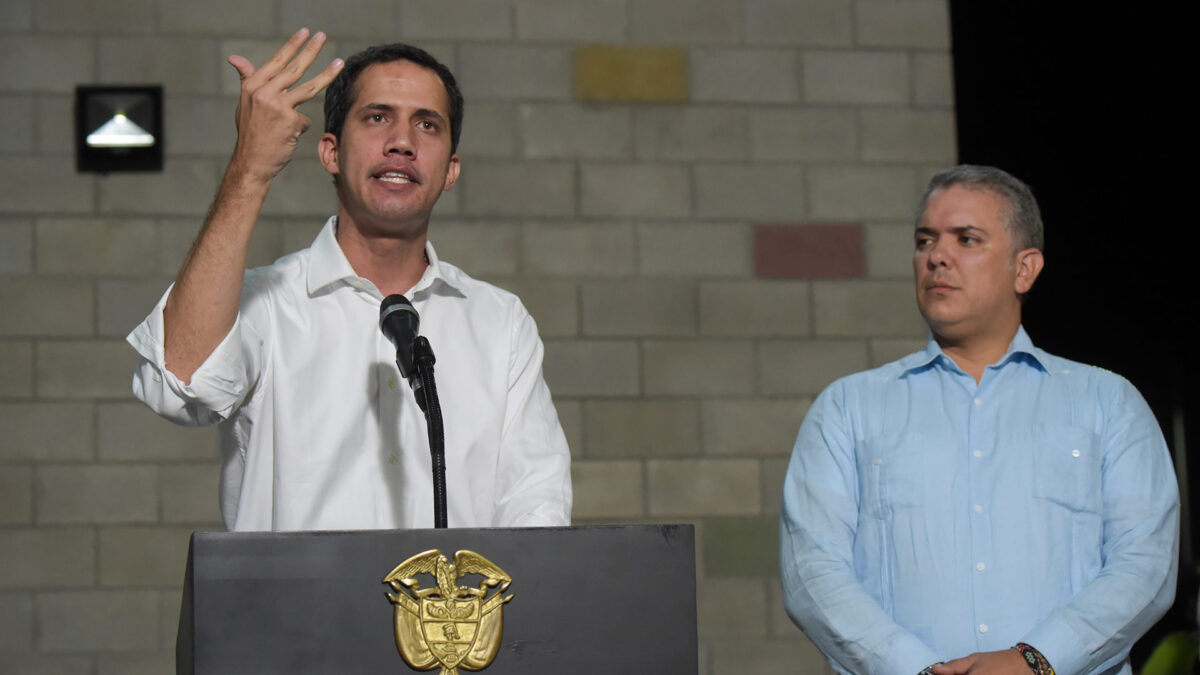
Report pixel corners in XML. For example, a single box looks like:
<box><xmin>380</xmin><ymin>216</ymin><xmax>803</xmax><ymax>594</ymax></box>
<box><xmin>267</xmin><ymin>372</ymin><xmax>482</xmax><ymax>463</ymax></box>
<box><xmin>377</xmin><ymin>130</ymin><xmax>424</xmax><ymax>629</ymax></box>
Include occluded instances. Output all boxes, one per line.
<box><xmin>412</xmin><ymin>107</ymin><xmax>447</xmax><ymax>124</ymax></box>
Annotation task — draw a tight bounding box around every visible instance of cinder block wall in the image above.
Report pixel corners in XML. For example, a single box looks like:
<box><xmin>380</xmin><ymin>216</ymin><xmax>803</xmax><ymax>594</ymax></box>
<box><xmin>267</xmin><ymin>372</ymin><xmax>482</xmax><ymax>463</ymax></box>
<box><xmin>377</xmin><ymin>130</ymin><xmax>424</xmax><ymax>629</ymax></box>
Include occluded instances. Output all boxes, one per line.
<box><xmin>0</xmin><ymin>1</ymin><xmax>954</xmax><ymax>672</ymax></box>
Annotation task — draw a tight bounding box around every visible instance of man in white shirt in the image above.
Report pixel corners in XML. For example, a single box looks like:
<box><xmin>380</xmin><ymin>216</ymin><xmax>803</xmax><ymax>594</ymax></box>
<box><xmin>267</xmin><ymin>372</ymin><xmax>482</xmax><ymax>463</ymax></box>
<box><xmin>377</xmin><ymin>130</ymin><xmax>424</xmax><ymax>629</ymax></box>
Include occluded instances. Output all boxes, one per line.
<box><xmin>128</xmin><ymin>30</ymin><xmax>572</xmax><ymax>531</ymax></box>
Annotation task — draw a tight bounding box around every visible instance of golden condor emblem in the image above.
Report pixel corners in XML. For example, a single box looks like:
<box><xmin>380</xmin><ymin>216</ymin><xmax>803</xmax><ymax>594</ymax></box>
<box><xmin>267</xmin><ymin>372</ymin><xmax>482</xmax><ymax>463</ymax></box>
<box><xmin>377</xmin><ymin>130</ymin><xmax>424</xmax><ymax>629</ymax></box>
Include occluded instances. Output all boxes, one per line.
<box><xmin>383</xmin><ymin>549</ymin><xmax>513</xmax><ymax>675</ymax></box>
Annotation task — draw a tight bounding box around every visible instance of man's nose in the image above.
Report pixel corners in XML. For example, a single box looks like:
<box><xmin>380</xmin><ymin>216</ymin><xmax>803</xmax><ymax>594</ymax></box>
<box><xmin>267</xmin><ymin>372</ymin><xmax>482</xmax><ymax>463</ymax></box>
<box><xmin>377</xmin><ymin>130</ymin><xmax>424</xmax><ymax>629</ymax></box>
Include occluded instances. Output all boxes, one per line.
<box><xmin>925</xmin><ymin>240</ymin><xmax>949</xmax><ymax>267</ymax></box>
<box><xmin>386</xmin><ymin>126</ymin><xmax>415</xmax><ymax>157</ymax></box>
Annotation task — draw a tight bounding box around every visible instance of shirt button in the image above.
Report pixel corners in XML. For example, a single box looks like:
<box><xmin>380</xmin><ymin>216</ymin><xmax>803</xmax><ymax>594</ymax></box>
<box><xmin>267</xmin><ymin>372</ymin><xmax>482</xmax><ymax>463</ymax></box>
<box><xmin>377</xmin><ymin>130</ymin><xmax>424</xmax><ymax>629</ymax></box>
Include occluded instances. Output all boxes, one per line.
<box><xmin>388</xmin><ymin>454</ymin><xmax>398</xmax><ymax>465</ymax></box>
<box><xmin>973</xmin><ymin>504</ymin><xmax>983</xmax><ymax>513</ymax></box>
<box><xmin>874</xmin><ymin>458</ymin><xmax>883</xmax><ymax>465</ymax></box>
<box><xmin>978</xmin><ymin>624</ymin><xmax>988</xmax><ymax>634</ymax></box>
<box><xmin>1072</xmin><ymin>449</ymin><xmax>1081</xmax><ymax>458</ymax></box>
<box><xmin>973</xmin><ymin>398</ymin><xmax>982</xmax><ymax>406</ymax></box>
<box><xmin>388</xmin><ymin>378</ymin><xmax>398</xmax><ymax>390</ymax></box>
<box><xmin>976</xmin><ymin>562</ymin><xmax>985</xmax><ymax>571</ymax></box>
<box><xmin>972</xmin><ymin>450</ymin><xmax>982</xmax><ymax>458</ymax></box>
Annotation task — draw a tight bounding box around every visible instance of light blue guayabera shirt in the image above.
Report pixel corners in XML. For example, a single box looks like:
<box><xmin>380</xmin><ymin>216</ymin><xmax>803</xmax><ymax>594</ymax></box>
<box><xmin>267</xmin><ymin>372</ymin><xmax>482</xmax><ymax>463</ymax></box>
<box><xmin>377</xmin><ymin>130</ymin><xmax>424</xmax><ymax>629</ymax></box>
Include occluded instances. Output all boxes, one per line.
<box><xmin>780</xmin><ymin>327</ymin><xmax>1178</xmax><ymax>675</ymax></box>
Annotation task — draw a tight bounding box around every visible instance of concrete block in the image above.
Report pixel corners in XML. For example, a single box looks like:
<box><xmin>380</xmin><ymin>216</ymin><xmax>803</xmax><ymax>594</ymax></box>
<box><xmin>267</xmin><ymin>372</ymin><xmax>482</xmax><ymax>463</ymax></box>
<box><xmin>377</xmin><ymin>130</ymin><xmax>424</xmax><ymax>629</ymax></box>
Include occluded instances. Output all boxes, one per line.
<box><xmin>489</xmin><ymin>279</ymin><xmax>578</xmax><ymax>337</ymax></box>
<box><xmin>699</xmin><ymin>280</ymin><xmax>811</xmax><ymax>337</ymax></box>
<box><xmin>744</xmin><ymin>0</ymin><xmax>853</xmax><ymax>46</ymax></box>
<box><xmin>759</xmin><ymin>339</ymin><xmax>868</xmax><ymax>395</ymax></box>
<box><xmin>571</xmin><ymin>460</ymin><xmax>644</xmax><ymax>519</ymax></box>
<box><xmin>870</xmin><ymin>337</ymin><xmax>928</xmax><ymax>367</ymax></box>
<box><xmin>0</xmin><ymin>341</ymin><xmax>33</xmax><ymax>398</ymax></box>
<box><xmin>519</xmin><ymin>104</ymin><xmax>633</xmax><ymax>159</ymax></box>
<box><xmin>0</xmin><ymin>96</ymin><xmax>34</xmax><ymax>152</ymax></box>
<box><xmin>99</xmin><ymin>159</ymin><xmax>220</xmax><ymax>216</ymax></box>
<box><xmin>0</xmin><ymin>466</ymin><xmax>33</xmax><ymax>525</ymax></box>
<box><xmin>813</xmin><ymin>279</ymin><xmax>925</xmax><ymax>336</ymax></box>
<box><xmin>581</xmin><ymin>279</ymin><xmax>696</xmax><ymax>336</ymax></box>
<box><xmin>37</xmin><ymin>590</ymin><xmax>160</xmax><ymax>651</ymax></box>
<box><xmin>35</xmin><ymin>94</ymin><xmax>73</xmax><ymax>155</ymax></box>
<box><xmin>37</xmin><ymin>465</ymin><xmax>158</xmax><ymax>525</ymax></box>
<box><xmin>98</xmin><ymin>279</ymin><xmax>173</xmax><ymax>337</ymax></box>
<box><xmin>281</xmin><ymin>0</ymin><xmax>397</xmax><ymax>39</ymax></box>
<box><xmin>429</xmin><ymin>221</ymin><xmax>520</xmax><ymax>277</ymax></box>
<box><xmin>0</xmin><ymin>592</ymin><xmax>33</xmax><ymax>650</ymax></box>
<box><xmin>0</xmin><ymin>528</ymin><xmax>95</xmax><ymax>589</ymax></box>
<box><xmin>515</xmin><ymin>0</ymin><xmax>627</xmax><ymax>42</ymax></box>
<box><xmin>97</xmin><ymin>652</ymin><xmax>175</xmax><ymax>675</ymax></box>
<box><xmin>555</xmin><ymin>399</ymin><xmax>583</xmax><ymax>457</ymax></box>
<box><xmin>158</xmin><ymin>590</ymin><xmax>181</xmax><ymax>648</ymax></box>
<box><xmin>0</xmin><ymin>220</ymin><xmax>33</xmax><ymax>274</ymax></box>
<box><xmin>804</xmin><ymin>50</ymin><xmax>909</xmax><ymax>104</ymax></box>
<box><xmin>461</xmin><ymin>160</ymin><xmax>575</xmax><ymax>217</ymax></box>
<box><xmin>865</xmin><ymin>221</ymin><xmax>915</xmax><ymax>278</ymax></box>
<box><xmin>459</xmin><ymin>45</ymin><xmax>571</xmax><ymax>101</ymax></box>
<box><xmin>631</xmin><ymin>0</ymin><xmax>741</xmax><ymax>44</ymax></box>
<box><xmin>98</xmin><ymin>402</ymin><xmax>217</xmax><ymax>462</ymax></box>
<box><xmin>165</xmin><ymin>95</ymin><xmax>238</xmax><ymax>157</ymax></box>
<box><xmin>99</xmin><ymin>38</ymin><xmax>217</xmax><ymax>95</ymax></box>
<box><xmin>35</xmin><ymin>0</ymin><xmax>154</xmax><ymax>32</ymax></box>
<box><xmin>256</xmin><ymin>160</ymin><xmax>337</xmax><ymax>217</ymax></box>
<box><xmin>0</xmin><ymin>403</ymin><xmax>94</xmax><ymax>462</ymax></box>
<box><xmin>643</xmin><ymin>340</ymin><xmax>754</xmax><ymax>396</ymax></box>
<box><xmin>0</xmin><ymin>36</ymin><xmax>94</xmax><ymax>93</ymax></box>
<box><xmin>158</xmin><ymin>0</ymin><xmax>274</xmax><ymax>35</ymax></box>
<box><xmin>754</xmin><ymin>223</ymin><xmax>865</xmax><ymax>279</ymax></box>
<box><xmin>581</xmin><ymin>163</ymin><xmax>690</xmax><ymax>218</ymax></box>
<box><xmin>161</xmin><ymin>463</ymin><xmax>223</xmax><ymax>524</ymax></box>
<box><xmin>647</xmin><ymin>459</ymin><xmax>759</xmax><ymax>516</ymax></box>
<box><xmin>456</xmin><ymin>102</ymin><xmax>517</xmax><ymax>158</ymax></box>
<box><xmin>855</xmin><ymin>0</ymin><xmax>950</xmax><ymax>48</ymax></box>
<box><xmin>639</xmin><ymin>222</ymin><xmax>752</xmax><ymax>277</ymax></box>
<box><xmin>632</xmin><ymin>106</ymin><xmax>749</xmax><ymax>161</ymax></box>
<box><xmin>701</xmin><ymin>398</ymin><xmax>810</xmax><ymax>456</ymax></box>
<box><xmin>100</xmin><ymin>527</ymin><xmax>193</xmax><ymax>587</ymax></box>
<box><xmin>575</xmin><ymin>46</ymin><xmax>688</xmax><ymax>103</ymax></box>
<box><xmin>0</xmin><ymin>158</ymin><xmax>94</xmax><ymax>213</ymax></box>
<box><xmin>584</xmin><ymin>400</ymin><xmax>699</xmax><ymax>457</ymax></box>
<box><xmin>0</xmin><ymin>278</ymin><xmax>94</xmax><ymax>337</ymax></box>
<box><xmin>915</xmin><ymin>52</ymin><xmax>956</xmax><ymax>106</ymax></box>
<box><xmin>749</xmin><ymin>108</ymin><xmax>857</xmax><ymax>161</ymax></box>
<box><xmin>280</xmin><ymin>218</ymin><xmax>327</xmax><ymax>258</ymax></box>
<box><xmin>710</xmin><ymin>636</ymin><xmax>830</xmax><ymax>674</ymax></box>
<box><xmin>761</xmin><ymin>456</ymin><xmax>789</xmax><ymax>515</ymax></box>
<box><xmin>698</xmin><ymin>578</ymin><xmax>768</xmax><ymax>640</ymax></box>
<box><xmin>542</xmin><ymin>340</ymin><xmax>639</xmax><ymax>397</ymax></box>
<box><xmin>861</xmin><ymin>109</ymin><xmax>957</xmax><ymax>162</ymax></box>
<box><xmin>695</xmin><ymin>165</ymin><xmax>806</xmax><ymax>220</ymax></box>
<box><xmin>398</xmin><ymin>0</ymin><xmax>512</xmax><ymax>40</ymax></box>
<box><xmin>36</xmin><ymin>340</ymin><xmax>137</xmax><ymax>399</ymax></box>
<box><xmin>36</xmin><ymin>218</ymin><xmax>158</xmax><ymax>276</ymax></box>
<box><xmin>0</xmin><ymin>1</ymin><xmax>31</xmax><ymax>30</ymax></box>
<box><xmin>521</xmin><ymin>223</ymin><xmax>635</xmax><ymax>277</ymax></box>
<box><xmin>0</xmin><ymin>654</ymin><xmax>91</xmax><ymax>675</ymax></box>
<box><xmin>808</xmin><ymin>166</ymin><xmax>916</xmax><ymax>219</ymax></box>
<box><xmin>691</xmin><ymin>49</ymin><xmax>800</xmax><ymax>103</ymax></box>
<box><xmin>702</xmin><ymin>518</ymin><xmax>779</xmax><ymax>577</ymax></box>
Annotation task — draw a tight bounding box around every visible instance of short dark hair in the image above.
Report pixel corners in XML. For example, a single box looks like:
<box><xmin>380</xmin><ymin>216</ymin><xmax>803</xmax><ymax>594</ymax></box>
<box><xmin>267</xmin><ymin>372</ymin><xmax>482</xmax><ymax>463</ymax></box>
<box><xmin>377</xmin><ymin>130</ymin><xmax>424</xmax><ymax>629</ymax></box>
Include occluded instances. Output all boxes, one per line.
<box><xmin>323</xmin><ymin>43</ymin><xmax>464</xmax><ymax>154</ymax></box>
<box><xmin>916</xmin><ymin>164</ymin><xmax>1044</xmax><ymax>252</ymax></box>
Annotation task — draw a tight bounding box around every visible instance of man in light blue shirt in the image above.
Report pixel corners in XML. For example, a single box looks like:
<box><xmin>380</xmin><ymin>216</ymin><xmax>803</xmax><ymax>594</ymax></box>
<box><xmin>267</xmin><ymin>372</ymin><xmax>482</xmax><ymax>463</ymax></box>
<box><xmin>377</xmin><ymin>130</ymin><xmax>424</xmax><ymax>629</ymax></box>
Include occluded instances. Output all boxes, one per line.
<box><xmin>780</xmin><ymin>165</ymin><xmax>1178</xmax><ymax>675</ymax></box>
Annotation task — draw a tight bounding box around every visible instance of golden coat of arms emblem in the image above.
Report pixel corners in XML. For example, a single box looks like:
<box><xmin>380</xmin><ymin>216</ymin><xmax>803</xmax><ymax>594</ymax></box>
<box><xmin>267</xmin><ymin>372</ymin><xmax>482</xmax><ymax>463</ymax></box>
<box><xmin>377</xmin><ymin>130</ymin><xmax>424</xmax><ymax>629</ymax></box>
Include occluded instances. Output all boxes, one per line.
<box><xmin>383</xmin><ymin>549</ymin><xmax>513</xmax><ymax>675</ymax></box>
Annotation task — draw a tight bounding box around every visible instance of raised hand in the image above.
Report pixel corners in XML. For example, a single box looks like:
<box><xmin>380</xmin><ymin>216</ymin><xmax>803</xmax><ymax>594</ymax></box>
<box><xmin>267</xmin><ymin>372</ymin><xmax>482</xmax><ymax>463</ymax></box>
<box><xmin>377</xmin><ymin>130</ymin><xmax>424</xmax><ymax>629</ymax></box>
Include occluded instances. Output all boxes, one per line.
<box><xmin>226</xmin><ymin>28</ymin><xmax>344</xmax><ymax>185</ymax></box>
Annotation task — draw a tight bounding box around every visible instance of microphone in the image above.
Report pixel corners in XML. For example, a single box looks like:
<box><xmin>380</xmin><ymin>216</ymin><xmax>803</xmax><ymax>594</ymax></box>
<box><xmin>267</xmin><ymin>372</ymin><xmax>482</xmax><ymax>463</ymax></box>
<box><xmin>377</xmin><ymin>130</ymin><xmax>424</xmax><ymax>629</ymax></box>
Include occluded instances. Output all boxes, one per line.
<box><xmin>379</xmin><ymin>294</ymin><xmax>420</xmax><ymax>384</ymax></box>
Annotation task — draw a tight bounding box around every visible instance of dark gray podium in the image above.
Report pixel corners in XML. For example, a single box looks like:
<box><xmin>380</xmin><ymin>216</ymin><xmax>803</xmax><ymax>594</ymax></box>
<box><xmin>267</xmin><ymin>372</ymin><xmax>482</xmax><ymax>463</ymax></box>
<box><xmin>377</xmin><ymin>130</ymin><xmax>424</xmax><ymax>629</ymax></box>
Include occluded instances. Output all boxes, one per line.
<box><xmin>177</xmin><ymin>525</ymin><xmax>697</xmax><ymax>674</ymax></box>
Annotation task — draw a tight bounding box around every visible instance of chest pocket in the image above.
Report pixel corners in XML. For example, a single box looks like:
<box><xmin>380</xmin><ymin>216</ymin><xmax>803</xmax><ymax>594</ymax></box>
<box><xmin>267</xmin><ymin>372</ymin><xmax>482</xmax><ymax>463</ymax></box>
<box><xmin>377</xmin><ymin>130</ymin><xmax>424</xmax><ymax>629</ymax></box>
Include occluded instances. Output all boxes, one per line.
<box><xmin>1026</xmin><ymin>425</ymin><xmax>1103</xmax><ymax>514</ymax></box>
<box><xmin>858</xmin><ymin>433</ymin><xmax>935</xmax><ymax>518</ymax></box>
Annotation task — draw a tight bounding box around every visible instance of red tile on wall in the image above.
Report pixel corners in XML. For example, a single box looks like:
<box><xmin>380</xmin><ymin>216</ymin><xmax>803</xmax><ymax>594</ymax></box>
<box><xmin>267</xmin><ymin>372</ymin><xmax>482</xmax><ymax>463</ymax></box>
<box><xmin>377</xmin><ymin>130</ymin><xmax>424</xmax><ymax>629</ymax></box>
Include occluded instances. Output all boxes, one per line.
<box><xmin>754</xmin><ymin>223</ymin><xmax>864</xmax><ymax>279</ymax></box>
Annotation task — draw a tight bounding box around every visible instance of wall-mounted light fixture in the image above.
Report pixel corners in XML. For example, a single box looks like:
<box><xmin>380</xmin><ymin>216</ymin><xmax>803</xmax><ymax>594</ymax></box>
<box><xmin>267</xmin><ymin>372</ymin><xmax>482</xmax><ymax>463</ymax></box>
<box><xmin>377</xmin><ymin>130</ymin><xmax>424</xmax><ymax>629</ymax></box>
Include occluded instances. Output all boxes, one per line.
<box><xmin>75</xmin><ymin>85</ymin><xmax>163</xmax><ymax>173</ymax></box>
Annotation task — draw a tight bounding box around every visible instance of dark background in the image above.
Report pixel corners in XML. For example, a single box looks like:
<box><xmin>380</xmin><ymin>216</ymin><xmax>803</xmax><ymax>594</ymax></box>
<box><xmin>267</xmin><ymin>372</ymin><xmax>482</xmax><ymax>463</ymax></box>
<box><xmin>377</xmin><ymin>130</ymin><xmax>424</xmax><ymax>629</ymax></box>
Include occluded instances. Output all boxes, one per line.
<box><xmin>949</xmin><ymin>3</ymin><xmax>1194</xmax><ymax>663</ymax></box>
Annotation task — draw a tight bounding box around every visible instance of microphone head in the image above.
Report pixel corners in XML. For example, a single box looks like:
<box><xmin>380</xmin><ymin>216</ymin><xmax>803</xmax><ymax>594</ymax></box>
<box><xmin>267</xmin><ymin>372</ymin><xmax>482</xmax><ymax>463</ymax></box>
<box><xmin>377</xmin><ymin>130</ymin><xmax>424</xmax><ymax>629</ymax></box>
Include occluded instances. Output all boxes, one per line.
<box><xmin>379</xmin><ymin>294</ymin><xmax>420</xmax><ymax>348</ymax></box>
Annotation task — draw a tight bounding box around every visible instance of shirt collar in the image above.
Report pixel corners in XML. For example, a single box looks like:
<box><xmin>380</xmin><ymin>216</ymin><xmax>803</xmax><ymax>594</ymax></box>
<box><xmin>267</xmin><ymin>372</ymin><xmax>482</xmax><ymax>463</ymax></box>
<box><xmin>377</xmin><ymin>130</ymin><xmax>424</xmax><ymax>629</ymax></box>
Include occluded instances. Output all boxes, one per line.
<box><xmin>900</xmin><ymin>325</ymin><xmax>1049</xmax><ymax>377</ymax></box>
<box><xmin>306</xmin><ymin>216</ymin><xmax>466</xmax><ymax>297</ymax></box>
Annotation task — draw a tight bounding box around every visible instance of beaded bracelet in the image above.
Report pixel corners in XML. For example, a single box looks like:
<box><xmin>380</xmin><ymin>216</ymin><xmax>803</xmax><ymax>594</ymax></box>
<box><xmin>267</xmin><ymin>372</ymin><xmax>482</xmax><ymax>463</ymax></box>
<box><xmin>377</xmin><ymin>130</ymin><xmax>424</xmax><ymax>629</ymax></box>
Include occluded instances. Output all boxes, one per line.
<box><xmin>1013</xmin><ymin>642</ymin><xmax>1055</xmax><ymax>675</ymax></box>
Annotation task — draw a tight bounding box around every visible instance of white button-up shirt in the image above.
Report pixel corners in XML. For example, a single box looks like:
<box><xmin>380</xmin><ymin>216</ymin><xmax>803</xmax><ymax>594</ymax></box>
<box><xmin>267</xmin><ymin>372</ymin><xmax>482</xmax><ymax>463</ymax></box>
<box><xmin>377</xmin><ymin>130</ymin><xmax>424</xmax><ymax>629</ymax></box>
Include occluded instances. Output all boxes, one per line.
<box><xmin>128</xmin><ymin>217</ymin><xmax>572</xmax><ymax>531</ymax></box>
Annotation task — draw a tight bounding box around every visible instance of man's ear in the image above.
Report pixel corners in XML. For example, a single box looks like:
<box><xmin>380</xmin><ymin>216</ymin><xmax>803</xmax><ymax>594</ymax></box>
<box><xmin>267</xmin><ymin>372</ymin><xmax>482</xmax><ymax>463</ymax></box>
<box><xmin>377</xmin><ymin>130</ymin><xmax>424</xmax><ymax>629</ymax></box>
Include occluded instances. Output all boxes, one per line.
<box><xmin>1013</xmin><ymin>247</ymin><xmax>1044</xmax><ymax>295</ymax></box>
<box><xmin>318</xmin><ymin>133</ymin><xmax>340</xmax><ymax>176</ymax></box>
<box><xmin>443</xmin><ymin>154</ymin><xmax>460</xmax><ymax>191</ymax></box>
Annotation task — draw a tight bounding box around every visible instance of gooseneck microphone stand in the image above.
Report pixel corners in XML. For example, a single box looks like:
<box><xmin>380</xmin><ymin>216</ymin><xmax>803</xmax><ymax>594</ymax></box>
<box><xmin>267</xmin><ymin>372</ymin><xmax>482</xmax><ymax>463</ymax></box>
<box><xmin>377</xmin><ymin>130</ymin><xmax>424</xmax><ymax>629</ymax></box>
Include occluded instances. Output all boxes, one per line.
<box><xmin>410</xmin><ymin>336</ymin><xmax>447</xmax><ymax>529</ymax></box>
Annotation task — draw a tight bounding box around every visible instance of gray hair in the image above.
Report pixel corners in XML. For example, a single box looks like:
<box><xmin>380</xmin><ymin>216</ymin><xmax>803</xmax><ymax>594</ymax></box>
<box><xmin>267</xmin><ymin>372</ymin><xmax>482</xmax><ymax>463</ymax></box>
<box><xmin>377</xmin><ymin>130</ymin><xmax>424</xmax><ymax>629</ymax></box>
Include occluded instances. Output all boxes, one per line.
<box><xmin>915</xmin><ymin>164</ymin><xmax>1044</xmax><ymax>252</ymax></box>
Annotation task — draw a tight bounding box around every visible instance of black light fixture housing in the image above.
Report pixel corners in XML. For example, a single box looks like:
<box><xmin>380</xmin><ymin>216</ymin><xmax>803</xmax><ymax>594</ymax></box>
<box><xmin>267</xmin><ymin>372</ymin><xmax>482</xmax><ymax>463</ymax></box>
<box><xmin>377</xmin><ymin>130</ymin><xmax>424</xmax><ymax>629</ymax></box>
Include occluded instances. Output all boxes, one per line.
<box><xmin>75</xmin><ymin>85</ymin><xmax>163</xmax><ymax>173</ymax></box>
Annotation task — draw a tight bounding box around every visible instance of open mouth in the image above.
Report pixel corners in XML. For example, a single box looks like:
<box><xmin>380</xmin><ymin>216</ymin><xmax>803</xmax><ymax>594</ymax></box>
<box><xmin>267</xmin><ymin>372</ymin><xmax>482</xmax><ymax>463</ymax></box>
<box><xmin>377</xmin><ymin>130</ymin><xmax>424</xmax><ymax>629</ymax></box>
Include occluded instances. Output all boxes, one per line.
<box><xmin>376</xmin><ymin>171</ymin><xmax>416</xmax><ymax>185</ymax></box>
